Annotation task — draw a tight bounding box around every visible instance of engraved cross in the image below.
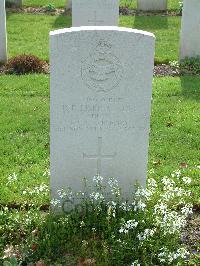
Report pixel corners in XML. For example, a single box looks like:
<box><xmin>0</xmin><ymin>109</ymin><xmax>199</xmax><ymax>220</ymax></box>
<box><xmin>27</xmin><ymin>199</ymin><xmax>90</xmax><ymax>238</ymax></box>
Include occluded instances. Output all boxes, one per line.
<box><xmin>83</xmin><ymin>137</ymin><xmax>117</xmax><ymax>175</ymax></box>
<box><xmin>88</xmin><ymin>11</ymin><xmax>104</xmax><ymax>26</ymax></box>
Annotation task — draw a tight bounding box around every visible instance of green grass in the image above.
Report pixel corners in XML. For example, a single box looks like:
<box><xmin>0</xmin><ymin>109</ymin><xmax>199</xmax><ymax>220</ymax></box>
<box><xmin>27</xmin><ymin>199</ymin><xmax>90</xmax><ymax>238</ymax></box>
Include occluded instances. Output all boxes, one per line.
<box><xmin>23</xmin><ymin>0</ymin><xmax>181</xmax><ymax>11</ymax></box>
<box><xmin>7</xmin><ymin>13</ymin><xmax>181</xmax><ymax>62</ymax></box>
<box><xmin>120</xmin><ymin>15</ymin><xmax>180</xmax><ymax>63</ymax></box>
<box><xmin>0</xmin><ymin>75</ymin><xmax>199</xmax><ymax>205</ymax></box>
<box><xmin>0</xmin><ymin>74</ymin><xmax>49</xmax><ymax>205</ymax></box>
<box><xmin>23</xmin><ymin>0</ymin><xmax>66</xmax><ymax>8</ymax></box>
<box><xmin>121</xmin><ymin>0</ymin><xmax>180</xmax><ymax>10</ymax></box>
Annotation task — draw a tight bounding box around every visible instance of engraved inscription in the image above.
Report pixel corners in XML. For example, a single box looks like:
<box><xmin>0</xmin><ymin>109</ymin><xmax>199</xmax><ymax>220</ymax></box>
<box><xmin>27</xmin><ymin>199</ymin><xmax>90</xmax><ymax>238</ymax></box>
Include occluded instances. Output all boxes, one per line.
<box><xmin>81</xmin><ymin>40</ymin><xmax>123</xmax><ymax>92</ymax></box>
<box><xmin>83</xmin><ymin>137</ymin><xmax>117</xmax><ymax>175</ymax></box>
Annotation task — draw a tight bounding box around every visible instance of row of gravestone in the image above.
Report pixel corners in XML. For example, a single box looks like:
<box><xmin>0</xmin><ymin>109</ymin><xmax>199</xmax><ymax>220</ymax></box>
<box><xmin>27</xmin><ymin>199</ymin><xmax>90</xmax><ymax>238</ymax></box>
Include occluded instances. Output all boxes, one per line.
<box><xmin>68</xmin><ymin>0</ymin><xmax>168</xmax><ymax>11</ymax></box>
<box><xmin>1</xmin><ymin>0</ymin><xmax>200</xmax><ymax>63</ymax></box>
<box><xmin>4</xmin><ymin>0</ymin><xmax>170</xmax><ymax>12</ymax></box>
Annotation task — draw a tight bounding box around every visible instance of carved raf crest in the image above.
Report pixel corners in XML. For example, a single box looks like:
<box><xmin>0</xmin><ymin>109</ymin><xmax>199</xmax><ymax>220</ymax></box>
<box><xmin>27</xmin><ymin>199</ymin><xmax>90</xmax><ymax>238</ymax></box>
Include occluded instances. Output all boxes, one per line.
<box><xmin>81</xmin><ymin>40</ymin><xmax>123</xmax><ymax>93</ymax></box>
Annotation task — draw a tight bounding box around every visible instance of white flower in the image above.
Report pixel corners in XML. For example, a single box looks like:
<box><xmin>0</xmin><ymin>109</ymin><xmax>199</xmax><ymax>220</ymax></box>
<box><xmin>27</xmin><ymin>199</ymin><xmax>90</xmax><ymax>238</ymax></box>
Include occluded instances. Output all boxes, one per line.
<box><xmin>119</xmin><ymin>202</ymin><xmax>131</xmax><ymax>211</ymax></box>
<box><xmin>182</xmin><ymin>176</ymin><xmax>191</xmax><ymax>185</ymax></box>
<box><xmin>7</xmin><ymin>172</ymin><xmax>18</xmax><ymax>185</ymax></box>
<box><xmin>158</xmin><ymin>247</ymin><xmax>190</xmax><ymax>263</ymax></box>
<box><xmin>43</xmin><ymin>169</ymin><xmax>50</xmax><ymax>177</ymax></box>
<box><xmin>137</xmin><ymin>228</ymin><xmax>156</xmax><ymax>241</ymax></box>
<box><xmin>108</xmin><ymin>177</ymin><xmax>121</xmax><ymax>197</ymax></box>
<box><xmin>134</xmin><ymin>199</ymin><xmax>146</xmax><ymax>211</ymax></box>
<box><xmin>135</xmin><ymin>187</ymin><xmax>152</xmax><ymax>200</ymax></box>
<box><xmin>162</xmin><ymin>177</ymin><xmax>175</xmax><ymax>190</ymax></box>
<box><xmin>175</xmin><ymin>170</ymin><xmax>181</xmax><ymax>178</ymax></box>
<box><xmin>57</xmin><ymin>189</ymin><xmax>67</xmax><ymax>199</ymax></box>
<box><xmin>131</xmin><ymin>260</ymin><xmax>140</xmax><ymax>266</ymax></box>
<box><xmin>50</xmin><ymin>198</ymin><xmax>61</xmax><ymax>207</ymax></box>
<box><xmin>90</xmin><ymin>192</ymin><xmax>104</xmax><ymax>201</ymax></box>
<box><xmin>181</xmin><ymin>204</ymin><xmax>193</xmax><ymax>216</ymax></box>
<box><xmin>148</xmin><ymin>168</ymin><xmax>155</xmax><ymax>174</ymax></box>
<box><xmin>147</xmin><ymin>178</ymin><xmax>157</xmax><ymax>188</ymax></box>
<box><xmin>154</xmin><ymin>203</ymin><xmax>167</xmax><ymax>215</ymax></box>
<box><xmin>22</xmin><ymin>183</ymin><xmax>49</xmax><ymax>196</ymax></box>
<box><xmin>119</xmin><ymin>219</ymin><xmax>138</xmax><ymax>234</ymax></box>
<box><xmin>107</xmin><ymin>201</ymin><xmax>117</xmax><ymax>218</ymax></box>
<box><xmin>93</xmin><ymin>175</ymin><xmax>104</xmax><ymax>186</ymax></box>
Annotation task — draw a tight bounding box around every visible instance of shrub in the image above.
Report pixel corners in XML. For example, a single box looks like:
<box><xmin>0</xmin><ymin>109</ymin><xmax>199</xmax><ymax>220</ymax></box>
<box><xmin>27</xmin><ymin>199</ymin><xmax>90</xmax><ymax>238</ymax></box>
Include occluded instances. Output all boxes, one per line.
<box><xmin>43</xmin><ymin>4</ymin><xmax>56</xmax><ymax>12</ymax></box>
<box><xmin>4</xmin><ymin>55</ymin><xmax>49</xmax><ymax>75</ymax></box>
<box><xmin>1</xmin><ymin>170</ymin><xmax>197</xmax><ymax>265</ymax></box>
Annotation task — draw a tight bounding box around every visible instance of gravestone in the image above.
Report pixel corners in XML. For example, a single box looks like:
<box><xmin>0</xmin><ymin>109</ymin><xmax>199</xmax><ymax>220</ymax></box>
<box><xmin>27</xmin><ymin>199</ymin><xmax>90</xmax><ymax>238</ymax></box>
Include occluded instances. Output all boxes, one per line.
<box><xmin>66</xmin><ymin>0</ymin><xmax>72</xmax><ymax>10</ymax></box>
<box><xmin>0</xmin><ymin>0</ymin><xmax>7</xmax><ymax>63</ymax></box>
<box><xmin>6</xmin><ymin>0</ymin><xmax>22</xmax><ymax>7</ymax></box>
<box><xmin>72</xmin><ymin>0</ymin><xmax>119</xmax><ymax>27</ymax></box>
<box><xmin>137</xmin><ymin>0</ymin><xmax>167</xmax><ymax>11</ymax></box>
<box><xmin>50</xmin><ymin>26</ymin><xmax>155</xmax><ymax>211</ymax></box>
<box><xmin>180</xmin><ymin>0</ymin><xmax>200</xmax><ymax>60</ymax></box>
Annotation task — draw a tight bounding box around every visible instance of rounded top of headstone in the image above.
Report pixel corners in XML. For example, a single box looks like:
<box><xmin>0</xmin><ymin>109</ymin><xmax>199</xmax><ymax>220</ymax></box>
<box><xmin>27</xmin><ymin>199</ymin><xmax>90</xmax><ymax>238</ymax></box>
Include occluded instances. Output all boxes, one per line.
<box><xmin>50</xmin><ymin>26</ymin><xmax>155</xmax><ymax>40</ymax></box>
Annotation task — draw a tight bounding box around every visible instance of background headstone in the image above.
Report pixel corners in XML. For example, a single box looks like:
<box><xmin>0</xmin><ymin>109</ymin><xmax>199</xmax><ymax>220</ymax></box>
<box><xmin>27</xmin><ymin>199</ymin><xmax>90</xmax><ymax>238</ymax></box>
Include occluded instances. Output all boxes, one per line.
<box><xmin>50</xmin><ymin>27</ymin><xmax>155</xmax><ymax>210</ymax></box>
<box><xmin>0</xmin><ymin>0</ymin><xmax>7</xmax><ymax>63</ymax></box>
<box><xmin>66</xmin><ymin>0</ymin><xmax>72</xmax><ymax>10</ymax></box>
<box><xmin>180</xmin><ymin>0</ymin><xmax>200</xmax><ymax>60</ymax></box>
<box><xmin>72</xmin><ymin>0</ymin><xmax>119</xmax><ymax>27</ymax></box>
<box><xmin>6</xmin><ymin>0</ymin><xmax>22</xmax><ymax>8</ymax></box>
<box><xmin>137</xmin><ymin>0</ymin><xmax>167</xmax><ymax>11</ymax></box>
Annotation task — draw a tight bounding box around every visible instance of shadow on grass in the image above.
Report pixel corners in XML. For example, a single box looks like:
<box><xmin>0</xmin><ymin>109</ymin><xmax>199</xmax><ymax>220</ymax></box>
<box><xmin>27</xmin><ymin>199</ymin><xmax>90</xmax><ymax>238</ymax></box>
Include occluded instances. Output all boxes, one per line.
<box><xmin>180</xmin><ymin>76</ymin><xmax>200</xmax><ymax>101</ymax></box>
<box><xmin>6</xmin><ymin>11</ymin><xmax>14</xmax><ymax>20</ymax></box>
<box><xmin>53</xmin><ymin>14</ymin><xmax>72</xmax><ymax>29</ymax></box>
<box><xmin>134</xmin><ymin>15</ymin><xmax>168</xmax><ymax>30</ymax></box>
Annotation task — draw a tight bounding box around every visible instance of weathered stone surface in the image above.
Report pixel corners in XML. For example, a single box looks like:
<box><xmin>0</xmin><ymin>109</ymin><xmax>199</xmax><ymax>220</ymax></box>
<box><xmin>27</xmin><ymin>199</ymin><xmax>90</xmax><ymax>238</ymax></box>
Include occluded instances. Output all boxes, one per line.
<box><xmin>137</xmin><ymin>0</ymin><xmax>167</xmax><ymax>11</ymax></box>
<box><xmin>50</xmin><ymin>27</ymin><xmax>155</xmax><ymax>210</ymax></box>
<box><xmin>72</xmin><ymin>0</ymin><xmax>119</xmax><ymax>27</ymax></box>
<box><xmin>0</xmin><ymin>0</ymin><xmax>7</xmax><ymax>63</ymax></box>
<box><xmin>180</xmin><ymin>0</ymin><xmax>200</xmax><ymax>60</ymax></box>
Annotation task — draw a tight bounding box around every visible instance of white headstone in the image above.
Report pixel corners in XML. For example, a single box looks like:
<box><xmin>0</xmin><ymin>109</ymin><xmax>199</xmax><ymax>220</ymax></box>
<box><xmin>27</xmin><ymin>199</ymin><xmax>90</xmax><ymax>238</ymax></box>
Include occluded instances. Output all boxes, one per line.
<box><xmin>180</xmin><ymin>0</ymin><xmax>200</xmax><ymax>60</ymax></box>
<box><xmin>66</xmin><ymin>0</ymin><xmax>72</xmax><ymax>10</ymax></box>
<box><xmin>0</xmin><ymin>0</ymin><xmax>7</xmax><ymax>63</ymax></box>
<box><xmin>72</xmin><ymin>0</ymin><xmax>119</xmax><ymax>27</ymax></box>
<box><xmin>50</xmin><ymin>27</ymin><xmax>155</xmax><ymax>210</ymax></box>
<box><xmin>137</xmin><ymin>0</ymin><xmax>167</xmax><ymax>11</ymax></box>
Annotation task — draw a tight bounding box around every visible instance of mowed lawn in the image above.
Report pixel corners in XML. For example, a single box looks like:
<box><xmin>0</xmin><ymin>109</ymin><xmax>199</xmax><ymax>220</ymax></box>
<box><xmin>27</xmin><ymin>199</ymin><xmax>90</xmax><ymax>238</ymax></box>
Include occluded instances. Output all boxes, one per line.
<box><xmin>23</xmin><ymin>0</ymin><xmax>181</xmax><ymax>10</ymax></box>
<box><xmin>7</xmin><ymin>13</ymin><xmax>181</xmax><ymax>62</ymax></box>
<box><xmin>0</xmin><ymin>75</ymin><xmax>199</xmax><ymax>205</ymax></box>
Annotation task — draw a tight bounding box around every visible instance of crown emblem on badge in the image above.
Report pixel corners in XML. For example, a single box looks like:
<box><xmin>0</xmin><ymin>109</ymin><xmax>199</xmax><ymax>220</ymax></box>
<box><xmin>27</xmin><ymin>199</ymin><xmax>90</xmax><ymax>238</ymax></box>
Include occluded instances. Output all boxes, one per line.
<box><xmin>81</xmin><ymin>40</ymin><xmax>123</xmax><ymax>93</ymax></box>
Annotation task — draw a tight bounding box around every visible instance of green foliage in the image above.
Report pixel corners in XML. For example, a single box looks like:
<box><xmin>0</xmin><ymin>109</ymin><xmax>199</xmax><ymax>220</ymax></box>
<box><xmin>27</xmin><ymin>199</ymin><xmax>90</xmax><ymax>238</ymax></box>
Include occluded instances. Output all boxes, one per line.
<box><xmin>3</xmin><ymin>256</ymin><xmax>21</xmax><ymax>266</ymax></box>
<box><xmin>179</xmin><ymin>1</ymin><xmax>183</xmax><ymax>15</ymax></box>
<box><xmin>0</xmin><ymin>176</ymin><xmax>196</xmax><ymax>265</ymax></box>
<box><xmin>4</xmin><ymin>55</ymin><xmax>48</xmax><ymax>75</ymax></box>
<box><xmin>44</xmin><ymin>3</ymin><xmax>56</xmax><ymax>12</ymax></box>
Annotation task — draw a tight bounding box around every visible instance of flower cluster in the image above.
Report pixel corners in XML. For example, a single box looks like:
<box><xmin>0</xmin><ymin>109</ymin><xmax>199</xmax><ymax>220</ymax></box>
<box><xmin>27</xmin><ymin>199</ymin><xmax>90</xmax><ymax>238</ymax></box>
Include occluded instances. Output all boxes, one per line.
<box><xmin>22</xmin><ymin>183</ymin><xmax>49</xmax><ymax>196</ymax></box>
<box><xmin>7</xmin><ymin>172</ymin><xmax>18</xmax><ymax>185</ymax></box>
<box><xmin>119</xmin><ymin>219</ymin><xmax>138</xmax><ymax>234</ymax></box>
<box><xmin>158</xmin><ymin>247</ymin><xmax>190</xmax><ymax>263</ymax></box>
<box><xmin>48</xmin><ymin>172</ymin><xmax>194</xmax><ymax>265</ymax></box>
<box><xmin>108</xmin><ymin>177</ymin><xmax>121</xmax><ymax>197</ymax></box>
